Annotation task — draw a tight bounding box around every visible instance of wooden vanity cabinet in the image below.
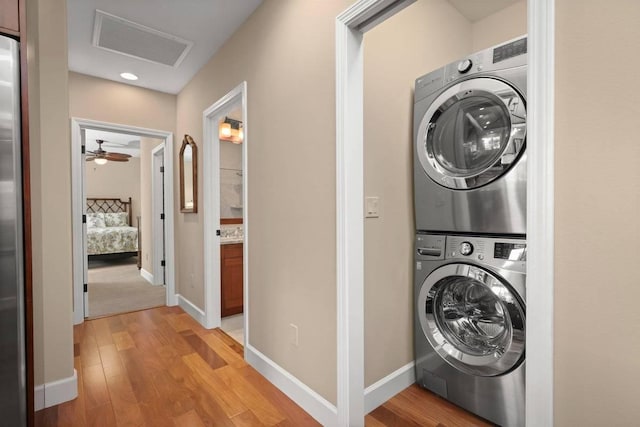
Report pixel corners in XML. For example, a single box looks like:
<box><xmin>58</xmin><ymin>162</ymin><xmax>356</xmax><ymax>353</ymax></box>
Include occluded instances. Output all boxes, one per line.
<box><xmin>221</xmin><ymin>243</ymin><xmax>243</xmax><ymax>317</ymax></box>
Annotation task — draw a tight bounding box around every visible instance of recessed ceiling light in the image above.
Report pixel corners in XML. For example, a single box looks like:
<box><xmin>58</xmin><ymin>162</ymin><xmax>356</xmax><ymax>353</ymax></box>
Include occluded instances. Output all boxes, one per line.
<box><xmin>120</xmin><ymin>72</ymin><xmax>138</xmax><ymax>81</ymax></box>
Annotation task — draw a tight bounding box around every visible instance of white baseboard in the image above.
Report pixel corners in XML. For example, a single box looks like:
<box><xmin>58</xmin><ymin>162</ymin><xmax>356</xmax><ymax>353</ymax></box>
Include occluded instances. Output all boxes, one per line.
<box><xmin>34</xmin><ymin>384</ymin><xmax>45</xmax><ymax>411</ymax></box>
<box><xmin>176</xmin><ymin>294</ymin><xmax>207</xmax><ymax>328</ymax></box>
<box><xmin>140</xmin><ymin>268</ymin><xmax>153</xmax><ymax>284</ymax></box>
<box><xmin>35</xmin><ymin>369</ymin><xmax>78</xmax><ymax>410</ymax></box>
<box><xmin>364</xmin><ymin>361</ymin><xmax>415</xmax><ymax>414</ymax></box>
<box><xmin>245</xmin><ymin>344</ymin><xmax>337</xmax><ymax>426</ymax></box>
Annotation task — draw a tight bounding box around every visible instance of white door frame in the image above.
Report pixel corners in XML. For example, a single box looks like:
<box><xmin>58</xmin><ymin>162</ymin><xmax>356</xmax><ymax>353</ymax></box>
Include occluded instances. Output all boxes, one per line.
<box><xmin>71</xmin><ymin>117</ymin><xmax>177</xmax><ymax>324</ymax></box>
<box><xmin>335</xmin><ymin>1</ymin><xmax>555</xmax><ymax>426</ymax></box>
<box><xmin>202</xmin><ymin>82</ymin><xmax>248</xmax><ymax>347</ymax></box>
<box><xmin>151</xmin><ymin>143</ymin><xmax>166</xmax><ymax>285</ymax></box>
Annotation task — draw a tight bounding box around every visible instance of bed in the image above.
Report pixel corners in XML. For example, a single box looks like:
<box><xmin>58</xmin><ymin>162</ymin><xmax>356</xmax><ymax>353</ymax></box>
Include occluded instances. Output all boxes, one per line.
<box><xmin>86</xmin><ymin>197</ymin><xmax>140</xmax><ymax>267</ymax></box>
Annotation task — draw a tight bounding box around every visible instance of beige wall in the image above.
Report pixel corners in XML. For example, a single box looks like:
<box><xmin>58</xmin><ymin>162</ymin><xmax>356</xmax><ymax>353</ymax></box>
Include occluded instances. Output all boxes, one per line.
<box><xmin>140</xmin><ymin>137</ymin><xmax>164</xmax><ymax>274</ymax></box>
<box><xmin>471</xmin><ymin>0</ymin><xmax>527</xmax><ymax>52</ymax></box>
<box><xmin>86</xmin><ymin>158</ymin><xmax>141</xmax><ymax>222</ymax></box>
<box><xmin>554</xmin><ymin>1</ymin><xmax>640</xmax><ymax>425</ymax></box>
<box><xmin>362</xmin><ymin>0</ymin><xmax>527</xmax><ymax>387</ymax></box>
<box><xmin>176</xmin><ymin>0</ymin><xmax>352</xmax><ymax>404</ymax></box>
<box><xmin>363</xmin><ymin>0</ymin><xmax>471</xmax><ymax>387</ymax></box>
<box><xmin>27</xmin><ymin>0</ymin><xmax>74</xmax><ymax>387</ymax></box>
<box><xmin>68</xmin><ymin>72</ymin><xmax>177</xmax><ymax>133</ymax></box>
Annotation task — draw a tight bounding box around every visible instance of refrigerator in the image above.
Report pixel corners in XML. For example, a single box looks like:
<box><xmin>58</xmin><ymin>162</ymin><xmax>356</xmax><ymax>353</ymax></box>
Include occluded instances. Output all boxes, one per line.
<box><xmin>0</xmin><ymin>35</ymin><xmax>27</xmax><ymax>425</ymax></box>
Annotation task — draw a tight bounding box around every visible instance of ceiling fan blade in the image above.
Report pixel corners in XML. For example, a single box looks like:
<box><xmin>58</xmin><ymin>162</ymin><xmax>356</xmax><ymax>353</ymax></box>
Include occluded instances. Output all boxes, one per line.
<box><xmin>105</xmin><ymin>152</ymin><xmax>131</xmax><ymax>159</ymax></box>
<box><xmin>104</xmin><ymin>156</ymin><xmax>129</xmax><ymax>162</ymax></box>
<box><xmin>85</xmin><ymin>156</ymin><xmax>96</xmax><ymax>161</ymax></box>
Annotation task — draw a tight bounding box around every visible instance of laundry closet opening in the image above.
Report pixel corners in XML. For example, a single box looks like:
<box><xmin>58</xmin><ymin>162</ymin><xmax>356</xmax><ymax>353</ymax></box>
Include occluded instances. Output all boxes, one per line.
<box><xmin>360</xmin><ymin>0</ymin><xmax>527</xmax><ymax>424</ymax></box>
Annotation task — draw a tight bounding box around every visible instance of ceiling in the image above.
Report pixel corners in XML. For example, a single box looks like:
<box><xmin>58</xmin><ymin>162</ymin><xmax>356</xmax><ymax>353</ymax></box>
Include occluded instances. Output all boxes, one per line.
<box><xmin>447</xmin><ymin>0</ymin><xmax>522</xmax><ymax>22</ymax></box>
<box><xmin>85</xmin><ymin>129</ymin><xmax>141</xmax><ymax>158</ymax></box>
<box><xmin>67</xmin><ymin>0</ymin><xmax>263</xmax><ymax>94</ymax></box>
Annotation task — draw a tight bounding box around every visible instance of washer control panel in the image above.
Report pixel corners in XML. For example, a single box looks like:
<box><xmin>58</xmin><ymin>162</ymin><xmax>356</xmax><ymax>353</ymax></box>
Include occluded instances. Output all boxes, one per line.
<box><xmin>445</xmin><ymin>235</ymin><xmax>526</xmax><ymax>272</ymax></box>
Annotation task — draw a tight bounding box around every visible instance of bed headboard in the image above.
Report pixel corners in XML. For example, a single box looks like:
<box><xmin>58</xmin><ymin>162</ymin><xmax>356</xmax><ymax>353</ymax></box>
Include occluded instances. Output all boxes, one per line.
<box><xmin>86</xmin><ymin>197</ymin><xmax>132</xmax><ymax>226</ymax></box>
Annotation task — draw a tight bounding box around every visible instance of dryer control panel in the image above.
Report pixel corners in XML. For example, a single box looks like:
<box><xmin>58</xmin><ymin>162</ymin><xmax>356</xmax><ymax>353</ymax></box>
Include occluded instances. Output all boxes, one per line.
<box><xmin>416</xmin><ymin>233</ymin><xmax>526</xmax><ymax>273</ymax></box>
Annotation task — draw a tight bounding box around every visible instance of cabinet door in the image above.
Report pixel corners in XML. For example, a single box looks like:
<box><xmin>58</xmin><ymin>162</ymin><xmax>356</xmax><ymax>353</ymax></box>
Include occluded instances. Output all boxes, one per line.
<box><xmin>221</xmin><ymin>244</ymin><xmax>243</xmax><ymax>317</ymax></box>
<box><xmin>0</xmin><ymin>0</ymin><xmax>19</xmax><ymax>35</ymax></box>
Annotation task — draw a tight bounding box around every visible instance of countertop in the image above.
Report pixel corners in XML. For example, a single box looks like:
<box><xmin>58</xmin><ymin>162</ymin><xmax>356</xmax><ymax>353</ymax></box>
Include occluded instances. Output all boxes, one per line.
<box><xmin>221</xmin><ymin>238</ymin><xmax>243</xmax><ymax>245</ymax></box>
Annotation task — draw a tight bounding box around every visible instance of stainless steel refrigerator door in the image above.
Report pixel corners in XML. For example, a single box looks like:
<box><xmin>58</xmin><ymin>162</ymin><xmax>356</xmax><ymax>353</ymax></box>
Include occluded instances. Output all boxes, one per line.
<box><xmin>0</xmin><ymin>35</ymin><xmax>26</xmax><ymax>425</ymax></box>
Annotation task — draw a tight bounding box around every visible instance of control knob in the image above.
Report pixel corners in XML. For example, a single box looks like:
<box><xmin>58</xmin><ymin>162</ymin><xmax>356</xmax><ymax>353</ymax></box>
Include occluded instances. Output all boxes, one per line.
<box><xmin>457</xmin><ymin>59</ymin><xmax>473</xmax><ymax>73</ymax></box>
<box><xmin>460</xmin><ymin>241</ymin><xmax>473</xmax><ymax>256</ymax></box>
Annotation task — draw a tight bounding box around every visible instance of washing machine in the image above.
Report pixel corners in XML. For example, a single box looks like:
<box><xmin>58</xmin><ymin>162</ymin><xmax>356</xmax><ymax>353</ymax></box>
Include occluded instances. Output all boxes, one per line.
<box><xmin>414</xmin><ymin>232</ymin><xmax>526</xmax><ymax>426</ymax></box>
<box><xmin>414</xmin><ymin>36</ymin><xmax>527</xmax><ymax>235</ymax></box>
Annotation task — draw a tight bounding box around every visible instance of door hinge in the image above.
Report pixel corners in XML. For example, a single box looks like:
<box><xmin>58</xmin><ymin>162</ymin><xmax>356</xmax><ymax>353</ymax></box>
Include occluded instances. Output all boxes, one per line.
<box><xmin>160</xmin><ymin>166</ymin><xmax>165</xmax><ymax>173</ymax></box>
<box><xmin>81</xmin><ymin>145</ymin><xmax>85</xmax><ymax>154</ymax></box>
<box><xmin>83</xmin><ymin>283</ymin><xmax>88</xmax><ymax>292</ymax></box>
<box><xmin>160</xmin><ymin>213</ymin><xmax>165</xmax><ymax>220</ymax></box>
<box><xmin>216</xmin><ymin>230</ymin><xmax>221</xmax><ymax>236</ymax></box>
<box><xmin>82</xmin><ymin>214</ymin><xmax>86</xmax><ymax>224</ymax></box>
<box><xmin>161</xmin><ymin>260</ymin><xmax>165</xmax><ymax>267</ymax></box>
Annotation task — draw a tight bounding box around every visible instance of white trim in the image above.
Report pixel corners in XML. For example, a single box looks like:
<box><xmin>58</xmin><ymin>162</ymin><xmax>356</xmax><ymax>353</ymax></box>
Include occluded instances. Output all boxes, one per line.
<box><xmin>364</xmin><ymin>361</ymin><xmax>415</xmax><ymax>414</ymax></box>
<box><xmin>335</xmin><ymin>0</ymin><xmax>554</xmax><ymax>425</ymax></box>
<box><xmin>140</xmin><ymin>268</ymin><xmax>154</xmax><ymax>284</ymax></box>
<box><xmin>176</xmin><ymin>294</ymin><xmax>207</xmax><ymax>327</ymax></box>
<box><xmin>526</xmin><ymin>0</ymin><xmax>555</xmax><ymax>426</ymax></box>
<box><xmin>202</xmin><ymin>82</ymin><xmax>248</xmax><ymax>338</ymax></box>
<box><xmin>151</xmin><ymin>143</ymin><xmax>166</xmax><ymax>286</ymax></box>
<box><xmin>36</xmin><ymin>370</ymin><xmax>78</xmax><ymax>409</ymax></box>
<box><xmin>336</xmin><ymin>2</ymin><xmax>414</xmax><ymax>425</ymax></box>
<box><xmin>245</xmin><ymin>344</ymin><xmax>338</xmax><ymax>426</ymax></box>
<box><xmin>34</xmin><ymin>384</ymin><xmax>44</xmax><ymax>411</ymax></box>
<box><xmin>71</xmin><ymin>118</ymin><xmax>177</xmax><ymax>325</ymax></box>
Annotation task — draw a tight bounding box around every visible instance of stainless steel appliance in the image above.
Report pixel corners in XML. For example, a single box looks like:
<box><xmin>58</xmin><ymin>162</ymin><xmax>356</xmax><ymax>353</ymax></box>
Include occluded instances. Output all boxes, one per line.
<box><xmin>413</xmin><ymin>37</ymin><xmax>527</xmax><ymax>235</ymax></box>
<box><xmin>414</xmin><ymin>233</ymin><xmax>525</xmax><ymax>426</ymax></box>
<box><xmin>0</xmin><ymin>35</ymin><xmax>26</xmax><ymax>425</ymax></box>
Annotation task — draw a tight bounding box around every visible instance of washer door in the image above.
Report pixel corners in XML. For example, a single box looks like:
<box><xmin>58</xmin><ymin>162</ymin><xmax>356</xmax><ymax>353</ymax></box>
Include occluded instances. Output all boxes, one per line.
<box><xmin>416</xmin><ymin>77</ymin><xmax>526</xmax><ymax>190</ymax></box>
<box><xmin>418</xmin><ymin>263</ymin><xmax>525</xmax><ymax>377</ymax></box>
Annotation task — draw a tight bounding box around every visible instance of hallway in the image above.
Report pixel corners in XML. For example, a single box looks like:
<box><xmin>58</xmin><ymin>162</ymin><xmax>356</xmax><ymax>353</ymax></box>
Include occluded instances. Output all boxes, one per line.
<box><xmin>35</xmin><ymin>306</ymin><xmax>318</xmax><ymax>426</ymax></box>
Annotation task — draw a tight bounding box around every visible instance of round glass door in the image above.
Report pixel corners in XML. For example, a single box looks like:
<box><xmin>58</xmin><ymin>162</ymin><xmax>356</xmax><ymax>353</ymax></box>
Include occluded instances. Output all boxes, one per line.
<box><xmin>416</xmin><ymin>77</ymin><xmax>526</xmax><ymax>190</ymax></box>
<box><xmin>417</xmin><ymin>263</ymin><xmax>525</xmax><ymax>376</ymax></box>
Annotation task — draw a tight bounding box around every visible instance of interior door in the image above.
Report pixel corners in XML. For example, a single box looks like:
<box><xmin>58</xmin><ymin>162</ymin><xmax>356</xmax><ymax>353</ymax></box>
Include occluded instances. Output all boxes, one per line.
<box><xmin>416</xmin><ymin>77</ymin><xmax>526</xmax><ymax>190</ymax></box>
<box><xmin>81</xmin><ymin>131</ymin><xmax>89</xmax><ymax>317</ymax></box>
<box><xmin>417</xmin><ymin>263</ymin><xmax>525</xmax><ymax>376</ymax></box>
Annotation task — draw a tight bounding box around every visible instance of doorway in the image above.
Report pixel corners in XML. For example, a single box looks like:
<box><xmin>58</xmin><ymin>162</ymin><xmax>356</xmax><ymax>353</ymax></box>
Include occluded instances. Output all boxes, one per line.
<box><xmin>336</xmin><ymin>0</ymin><xmax>554</xmax><ymax>425</ymax></box>
<box><xmin>202</xmin><ymin>82</ymin><xmax>248</xmax><ymax>350</ymax></box>
<box><xmin>71</xmin><ymin>118</ymin><xmax>177</xmax><ymax>324</ymax></box>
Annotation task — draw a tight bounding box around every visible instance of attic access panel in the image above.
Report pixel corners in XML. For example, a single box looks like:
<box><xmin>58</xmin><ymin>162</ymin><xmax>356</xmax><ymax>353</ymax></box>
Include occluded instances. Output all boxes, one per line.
<box><xmin>92</xmin><ymin>10</ymin><xmax>193</xmax><ymax>68</ymax></box>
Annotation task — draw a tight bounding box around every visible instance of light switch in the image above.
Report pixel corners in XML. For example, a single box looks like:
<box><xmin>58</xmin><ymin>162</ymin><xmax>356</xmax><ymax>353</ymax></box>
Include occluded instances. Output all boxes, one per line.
<box><xmin>365</xmin><ymin>196</ymin><xmax>379</xmax><ymax>218</ymax></box>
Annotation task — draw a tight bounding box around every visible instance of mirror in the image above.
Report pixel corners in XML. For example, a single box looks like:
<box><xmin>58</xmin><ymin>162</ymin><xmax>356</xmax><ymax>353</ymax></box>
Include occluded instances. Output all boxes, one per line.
<box><xmin>180</xmin><ymin>134</ymin><xmax>198</xmax><ymax>213</ymax></box>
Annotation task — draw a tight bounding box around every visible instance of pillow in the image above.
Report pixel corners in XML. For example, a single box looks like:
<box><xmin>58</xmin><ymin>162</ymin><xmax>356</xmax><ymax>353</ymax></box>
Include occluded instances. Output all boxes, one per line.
<box><xmin>104</xmin><ymin>212</ymin><xmax>129</xmax><ymax>227</ymax></box>
<box><xmin>86</xmin><ymin>212</ymin><xmax>105</xmax><ymax>228</ymax></box>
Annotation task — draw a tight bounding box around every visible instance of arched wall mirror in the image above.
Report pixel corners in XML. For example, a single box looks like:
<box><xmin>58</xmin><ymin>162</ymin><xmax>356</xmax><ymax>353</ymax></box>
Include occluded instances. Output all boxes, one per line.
<box><xmin>180</xmin><ymin>134</ymin><xmax>198</xmax><ymax>213</ymax></box>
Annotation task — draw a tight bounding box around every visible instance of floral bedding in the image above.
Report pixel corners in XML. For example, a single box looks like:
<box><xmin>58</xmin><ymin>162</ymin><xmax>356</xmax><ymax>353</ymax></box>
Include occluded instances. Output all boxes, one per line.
<box><xmin>86</xmin><ymin>213</ymin><xmax>138</xmax><ymax>255</ymax></box>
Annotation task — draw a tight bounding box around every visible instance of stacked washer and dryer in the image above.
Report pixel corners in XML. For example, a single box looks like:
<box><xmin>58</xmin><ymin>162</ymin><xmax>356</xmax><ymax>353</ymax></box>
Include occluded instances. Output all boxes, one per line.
<box><xmin>412</xmin><ymin>37</ymin><xmax>528</xmax><ymax>427</ymax></box>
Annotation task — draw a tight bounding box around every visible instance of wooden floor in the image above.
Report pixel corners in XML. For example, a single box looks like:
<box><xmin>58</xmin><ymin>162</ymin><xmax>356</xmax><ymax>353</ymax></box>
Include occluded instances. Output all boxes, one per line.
<box><xmin>365</xmin><ymin>384</ymin><xmax>494</xmax><ymax>427</ymax></box>
<box><xmin>35</xmin><ymin>306</ymin><xmax>319</xmax><ymax>426</ymax></box>
<box><xmin>35</xmin><ymin>306</ymin><xmax>493</xmax><ymax>427</ymax></box>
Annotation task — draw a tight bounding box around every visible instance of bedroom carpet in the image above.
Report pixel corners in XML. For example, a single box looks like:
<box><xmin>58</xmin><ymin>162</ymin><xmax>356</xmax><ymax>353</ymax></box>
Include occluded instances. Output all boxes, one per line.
<box><xmin>88</xmin><ymin>258</ymin><xmax>165</xmax><ymax>318</ymax></box>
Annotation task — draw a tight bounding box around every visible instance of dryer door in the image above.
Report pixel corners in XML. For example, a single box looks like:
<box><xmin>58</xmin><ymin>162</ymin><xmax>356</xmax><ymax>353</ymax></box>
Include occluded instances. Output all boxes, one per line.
<box><xmin>416</xmin><ymin>77</ymin><xmax>526</xmax><ymax>190</ymax></box>
<box><xmin>418</xmin><ymin>263</ymin><xmax>525</xmax><ymax>376</ymax></box>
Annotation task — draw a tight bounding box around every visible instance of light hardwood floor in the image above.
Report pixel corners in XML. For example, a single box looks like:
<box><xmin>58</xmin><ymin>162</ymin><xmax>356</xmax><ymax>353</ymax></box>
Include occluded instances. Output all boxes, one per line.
<box><xmin>35</xmin><ymin>306</ymin><xmax>493</xmax><ymax>426</ymax></box>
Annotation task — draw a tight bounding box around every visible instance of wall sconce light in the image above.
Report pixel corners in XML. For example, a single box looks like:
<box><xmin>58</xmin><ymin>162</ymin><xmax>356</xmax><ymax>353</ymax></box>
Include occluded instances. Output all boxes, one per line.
<box><xmin>219</xmin><ymin>117</ymin><xmax>243</xmax><ymax>144</ymax></box>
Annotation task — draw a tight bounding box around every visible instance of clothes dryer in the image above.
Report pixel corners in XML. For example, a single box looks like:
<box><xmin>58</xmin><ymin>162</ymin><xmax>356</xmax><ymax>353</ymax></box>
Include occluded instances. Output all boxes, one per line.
<box><xmin>414</xmin><ymin>37</ymin><xmax>527</xmax><ymax>235</ymax></box>
<box><xmin>414</xmin><ymin>232</ymin><xmax>526</xmax><ymax>426</ymax></box>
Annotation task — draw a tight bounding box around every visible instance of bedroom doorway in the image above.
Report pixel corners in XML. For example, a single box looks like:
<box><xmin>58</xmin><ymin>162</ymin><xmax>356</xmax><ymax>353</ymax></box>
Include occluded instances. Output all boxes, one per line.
<box><xmin>83</xmin><ymin>131</ymin><xmax>165</xmax><ymax>318</ymax></box>
<box><xmin>71</xmin><ymin>118</ymin><xmax>177</xmax><ymax>324</ymax></box>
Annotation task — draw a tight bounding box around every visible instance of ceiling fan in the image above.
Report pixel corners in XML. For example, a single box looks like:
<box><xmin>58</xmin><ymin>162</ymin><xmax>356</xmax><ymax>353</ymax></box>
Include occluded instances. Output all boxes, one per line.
<box><xmin>85</xmin><ymin>140</ymin><xmax>132</xmax><ymax>165</ymax></box>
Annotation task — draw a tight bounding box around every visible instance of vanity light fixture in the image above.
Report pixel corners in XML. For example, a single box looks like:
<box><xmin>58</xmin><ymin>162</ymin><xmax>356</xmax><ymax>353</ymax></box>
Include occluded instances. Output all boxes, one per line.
<box><xmin>219</xmin><ymin>117</ymin><xmax>243</xmax><ymax>144</ymax></box>
<box><xmin>120</xmin><ymin>72</ymin><xmax>138</xmax><ymax>81</ymax></box>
